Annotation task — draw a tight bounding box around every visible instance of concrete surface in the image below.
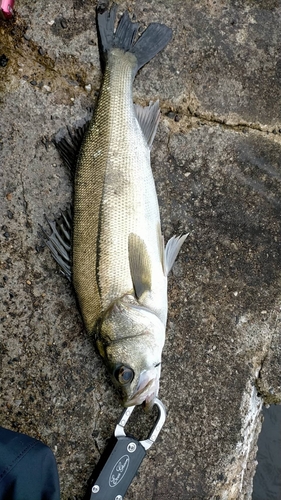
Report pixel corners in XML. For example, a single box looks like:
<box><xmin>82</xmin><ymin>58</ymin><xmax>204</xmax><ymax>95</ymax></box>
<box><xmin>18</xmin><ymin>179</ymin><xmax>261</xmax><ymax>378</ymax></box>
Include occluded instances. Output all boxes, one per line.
<box><xmin>1</xmin><ymin>1</ymin><xmax>281</xmax><ymax>499</ymax></box>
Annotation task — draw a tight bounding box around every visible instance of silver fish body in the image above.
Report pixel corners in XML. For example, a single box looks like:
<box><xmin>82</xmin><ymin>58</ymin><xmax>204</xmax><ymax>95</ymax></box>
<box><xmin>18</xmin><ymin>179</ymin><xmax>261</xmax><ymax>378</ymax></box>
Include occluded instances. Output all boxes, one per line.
<box><xmin>44</xmin><ymin>7</ymin><xmax>187</xmax><ymax>407</ymax></box>
<box><xmin>73</xmin><ymin>48</ymin><xmax>168</xmax><ymax>335</ymax></box>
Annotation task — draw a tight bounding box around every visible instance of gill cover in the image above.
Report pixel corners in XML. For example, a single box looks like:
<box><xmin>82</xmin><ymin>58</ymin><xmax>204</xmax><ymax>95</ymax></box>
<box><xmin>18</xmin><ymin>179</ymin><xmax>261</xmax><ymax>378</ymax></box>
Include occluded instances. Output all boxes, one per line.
<box><xmin>96</xmin><ymin>296</ymin><xmax>165</xmax><ymax>406</ymax></box>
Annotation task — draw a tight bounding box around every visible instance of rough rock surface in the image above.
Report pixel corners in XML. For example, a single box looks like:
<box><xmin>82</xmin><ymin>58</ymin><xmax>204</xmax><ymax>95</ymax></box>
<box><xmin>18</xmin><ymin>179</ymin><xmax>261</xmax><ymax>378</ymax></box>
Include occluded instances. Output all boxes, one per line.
<box><xmin>1</xmin><ymin>1</ymin><xmax>280</xmax><ymax>499</ymax></box>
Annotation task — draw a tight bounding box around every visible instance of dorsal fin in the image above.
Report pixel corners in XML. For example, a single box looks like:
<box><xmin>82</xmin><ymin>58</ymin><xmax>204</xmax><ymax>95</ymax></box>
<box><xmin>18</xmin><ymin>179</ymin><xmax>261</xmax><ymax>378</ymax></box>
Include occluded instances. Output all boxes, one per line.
<box><xmin>128</xmin><ymin>233</ymin><xmax>152</xmax><ymax>300</ymax></box>
<box><xmin>134</xmin><ymin>101</ymin><xmax>160</xmax><ymax>149</ymax></box>
<box><xmin>40</xmin><ymin>208</ymin><xmax>72</xmax><ymax>281</ymax></box>
<box><xmin>53</xmin><ymin>118</ymin><xmax>91</xmax><ymax>178</ymax></box>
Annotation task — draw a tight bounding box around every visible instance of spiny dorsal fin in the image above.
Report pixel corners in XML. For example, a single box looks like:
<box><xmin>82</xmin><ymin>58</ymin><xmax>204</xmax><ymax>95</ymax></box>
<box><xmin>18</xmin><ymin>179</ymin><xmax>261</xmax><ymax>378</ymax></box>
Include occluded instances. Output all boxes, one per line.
<box><xmin>164</xmin><ymin>234</ymin><xmax>188</xmax><ymax>276</ymax></box>
<box><xmin>134</xmin><ymin>101</ymin><xmax>160</xmax><ymax>149</ymax></box>
<box><xmin>128</xmin><ymin>233</ymin><xmax>152</xmax><ymax>300</ymax></box>
<box><xmin>40</xmin><ymin>208</ymin><xmax>72</xmax><ymax>281</ymax></box>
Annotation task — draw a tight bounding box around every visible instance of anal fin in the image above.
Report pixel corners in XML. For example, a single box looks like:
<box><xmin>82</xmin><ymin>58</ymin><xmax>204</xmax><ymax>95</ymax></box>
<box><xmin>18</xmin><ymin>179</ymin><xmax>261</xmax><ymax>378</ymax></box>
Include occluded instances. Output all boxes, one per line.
<box><xmin>134</xmin><ymin>101</ymin><xmax>160</xmax><ymax>149</ymax></box>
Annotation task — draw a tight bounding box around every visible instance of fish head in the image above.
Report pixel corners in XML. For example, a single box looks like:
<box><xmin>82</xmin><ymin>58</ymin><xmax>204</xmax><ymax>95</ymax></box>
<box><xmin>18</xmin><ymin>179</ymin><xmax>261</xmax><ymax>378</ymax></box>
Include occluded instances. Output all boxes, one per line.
<box><xmin>97</xmin><ymin>297</ymin><xmax>165</xmax><ymax>409</ymax></box>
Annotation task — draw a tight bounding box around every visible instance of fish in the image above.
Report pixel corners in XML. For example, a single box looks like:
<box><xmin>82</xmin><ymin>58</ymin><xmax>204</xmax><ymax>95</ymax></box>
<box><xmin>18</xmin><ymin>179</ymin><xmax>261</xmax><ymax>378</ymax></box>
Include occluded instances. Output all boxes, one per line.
<box><xmin>42</xmin><ymin>5</ymin><xmax>187</xmax><ymax>408</ymax></box>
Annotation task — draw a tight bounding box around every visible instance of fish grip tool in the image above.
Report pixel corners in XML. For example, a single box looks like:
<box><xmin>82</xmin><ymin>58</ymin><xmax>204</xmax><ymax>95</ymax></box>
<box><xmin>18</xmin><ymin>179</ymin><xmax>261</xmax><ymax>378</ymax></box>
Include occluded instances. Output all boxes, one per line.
<box><xmin>86</xmin><ymin>398</ymin><xmax>166</xmax><ymax>500</ymax></box>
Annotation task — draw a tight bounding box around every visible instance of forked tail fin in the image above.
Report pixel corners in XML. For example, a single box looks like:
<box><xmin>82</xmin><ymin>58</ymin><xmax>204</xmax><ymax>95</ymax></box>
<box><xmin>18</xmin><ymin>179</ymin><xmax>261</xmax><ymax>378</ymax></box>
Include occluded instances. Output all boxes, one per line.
<box><xmin>97</xmin><ymin>4</ymin><xmax>172</xmax><ymax>73</ymax></box>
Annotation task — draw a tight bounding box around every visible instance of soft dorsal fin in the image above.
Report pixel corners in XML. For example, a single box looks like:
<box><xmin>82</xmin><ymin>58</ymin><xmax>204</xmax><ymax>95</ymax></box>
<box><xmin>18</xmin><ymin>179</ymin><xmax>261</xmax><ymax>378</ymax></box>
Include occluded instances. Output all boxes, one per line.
<box><xmin>128</xmin><ymin>233</ymin><xmax>152</xmax><ymax>300</ymax></box>
<box><xmin>40</xmin><ymin>208</ymin><xmax>72</xmax><ymax>281</ymax></box>
<box><xmin>164</xmin><ymin>234</ymin><xmax>188</xmax><ymax>276</ymax></box>
<box><xmin>53</xmin><ymin>118</ymin><xmax>92</xmax><ymax>178</ymax></box>
<box><xmin>134</xmin><ymin>101</ymin><xmax>160</xmax><ymax>149</ymax></box>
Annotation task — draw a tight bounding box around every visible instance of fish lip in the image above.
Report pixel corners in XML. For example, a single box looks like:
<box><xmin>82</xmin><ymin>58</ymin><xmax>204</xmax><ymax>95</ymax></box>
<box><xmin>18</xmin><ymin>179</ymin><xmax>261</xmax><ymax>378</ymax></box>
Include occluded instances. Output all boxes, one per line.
<box><xmin>124</xmin><ymin>374</ymin><xmax>159</xmax><ymax>407</ymax></box>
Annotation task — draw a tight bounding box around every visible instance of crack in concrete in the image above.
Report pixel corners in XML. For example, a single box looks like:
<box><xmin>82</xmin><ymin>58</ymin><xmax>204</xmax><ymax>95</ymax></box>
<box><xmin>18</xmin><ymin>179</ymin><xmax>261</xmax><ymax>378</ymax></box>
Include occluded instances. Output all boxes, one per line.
<box><xmin>159</xmin><ymin>92</ymin><xmax>281</xmax><ymax>140</ymax></box>
<box><xmin>20</xmin><ymin>171</ymin><xmax>29</xmax><ymax>227</ymax></box>
<box><xmin>162</xmin><ymin>101</ymin><xmax>281</xmax><ymax>141</ymax></box>
<box><xmin>187</xmin><ymin>108</ymin><xmax>281</xmax><ymax>137</ymax></box>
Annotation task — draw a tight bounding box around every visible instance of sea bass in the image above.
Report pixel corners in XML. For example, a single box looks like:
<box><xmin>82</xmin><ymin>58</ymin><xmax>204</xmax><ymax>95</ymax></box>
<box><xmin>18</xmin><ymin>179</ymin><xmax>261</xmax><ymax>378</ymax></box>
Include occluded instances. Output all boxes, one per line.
<box><xmin>43</xmin><ymin>6</ymin><xmax>187</xmax><ymax>408</ymax></box>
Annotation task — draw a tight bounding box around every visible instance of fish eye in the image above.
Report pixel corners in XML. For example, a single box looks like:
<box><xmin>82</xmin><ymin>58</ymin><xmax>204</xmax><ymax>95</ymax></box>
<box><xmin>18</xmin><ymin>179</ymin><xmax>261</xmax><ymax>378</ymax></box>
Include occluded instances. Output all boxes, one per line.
<box><xmin>114</xmin><ymin>365</ymin><xmax>134</xmax><ymax>385</ymax></box>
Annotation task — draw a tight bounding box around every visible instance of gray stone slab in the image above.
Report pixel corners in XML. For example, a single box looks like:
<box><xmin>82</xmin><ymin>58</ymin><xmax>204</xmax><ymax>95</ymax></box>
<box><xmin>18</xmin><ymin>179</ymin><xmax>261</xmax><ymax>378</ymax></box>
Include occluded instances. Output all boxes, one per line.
<box><xmin>1</xmin><ymin>1</ymin><xmax>280</xmax><ymax>499</ymax></box>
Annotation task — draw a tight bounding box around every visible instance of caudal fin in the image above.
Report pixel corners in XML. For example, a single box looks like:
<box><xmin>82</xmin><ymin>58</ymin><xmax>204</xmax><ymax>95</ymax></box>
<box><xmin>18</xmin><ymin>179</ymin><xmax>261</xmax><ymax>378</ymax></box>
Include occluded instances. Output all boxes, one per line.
<box><xmin>97</xmin><ymin>5</ymin><xmax>172</xmax><ymax>73</ymax></box>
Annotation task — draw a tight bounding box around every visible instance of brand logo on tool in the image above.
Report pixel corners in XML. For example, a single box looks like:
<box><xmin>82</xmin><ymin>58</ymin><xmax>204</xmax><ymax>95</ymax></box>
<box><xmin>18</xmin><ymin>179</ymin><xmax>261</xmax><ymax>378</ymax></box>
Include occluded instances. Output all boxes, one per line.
<box><xmin>109</xmin><ymin>455</ymin><xmax>130</xmax><ymax>487</ymax></box>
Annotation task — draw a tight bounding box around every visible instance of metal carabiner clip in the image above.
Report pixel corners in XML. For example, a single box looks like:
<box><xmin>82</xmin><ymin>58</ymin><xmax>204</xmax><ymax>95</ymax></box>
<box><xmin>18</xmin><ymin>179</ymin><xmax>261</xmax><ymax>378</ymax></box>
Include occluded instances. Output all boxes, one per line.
<box><xmin>114</xmin><ymin>397</ymin><xmax>166</xmax><ymax>450</ymax></box>
<box><xmin>87</xmin><ymin>398</ymin><xmax>166</xmax><ymax>500</ymax></box>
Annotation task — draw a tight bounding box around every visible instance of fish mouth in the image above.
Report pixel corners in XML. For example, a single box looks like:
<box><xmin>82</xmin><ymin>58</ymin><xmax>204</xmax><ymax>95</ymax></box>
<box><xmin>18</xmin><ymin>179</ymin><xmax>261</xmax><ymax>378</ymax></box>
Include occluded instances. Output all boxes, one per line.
<box><xmin>124</xmin><ymin>369</ymin><xmax>160</xmax><ymax>408</ymax></box>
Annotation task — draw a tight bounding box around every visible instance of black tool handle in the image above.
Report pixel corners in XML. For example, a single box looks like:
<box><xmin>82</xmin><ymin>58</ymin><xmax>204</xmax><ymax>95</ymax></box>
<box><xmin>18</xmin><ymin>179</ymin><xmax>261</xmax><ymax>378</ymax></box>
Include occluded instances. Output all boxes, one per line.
<box><xmin>87</xmin><ymin>435</ymin><xmax>146</xmax><ymax>500</ymax></box>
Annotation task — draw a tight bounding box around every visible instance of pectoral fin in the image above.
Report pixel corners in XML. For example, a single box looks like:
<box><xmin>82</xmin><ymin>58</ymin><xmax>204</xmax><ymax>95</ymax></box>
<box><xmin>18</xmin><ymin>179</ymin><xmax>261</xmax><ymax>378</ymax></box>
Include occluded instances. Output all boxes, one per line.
<box><xmin>128</xmin><ymin>233</ymin><xmax>152</xmax><ymax>300</ymax></box>
<box><xmin>156</xmin><ymin>223</ymin><xmax>166</xmax><ymax>276</ymax></box>
<box><xmin>164</xmin><ymin>234</ymin><xmax>188</xmax><ymax>275</ymax></box>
